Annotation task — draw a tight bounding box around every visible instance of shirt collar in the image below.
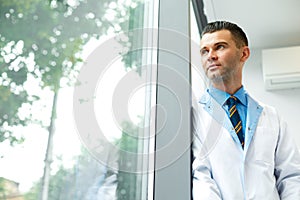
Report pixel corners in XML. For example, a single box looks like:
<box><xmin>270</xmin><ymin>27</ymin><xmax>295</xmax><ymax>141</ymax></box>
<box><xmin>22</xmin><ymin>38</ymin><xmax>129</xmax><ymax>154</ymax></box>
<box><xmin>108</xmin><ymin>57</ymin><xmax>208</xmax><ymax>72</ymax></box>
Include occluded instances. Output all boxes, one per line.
<box><xmin>208</xmin><ymin>86</ymin><xmax>247</xmax><ymax>106</ymax></box>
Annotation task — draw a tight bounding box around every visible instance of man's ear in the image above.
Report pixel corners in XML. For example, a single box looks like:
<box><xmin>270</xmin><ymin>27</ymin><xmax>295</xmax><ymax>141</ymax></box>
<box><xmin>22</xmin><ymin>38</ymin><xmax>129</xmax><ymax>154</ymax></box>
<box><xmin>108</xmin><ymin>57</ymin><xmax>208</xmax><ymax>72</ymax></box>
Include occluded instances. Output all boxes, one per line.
<box><xmin>240</xmin><ymin>46</ymin><xmax>250</xmax><ymax>62</ymax></box>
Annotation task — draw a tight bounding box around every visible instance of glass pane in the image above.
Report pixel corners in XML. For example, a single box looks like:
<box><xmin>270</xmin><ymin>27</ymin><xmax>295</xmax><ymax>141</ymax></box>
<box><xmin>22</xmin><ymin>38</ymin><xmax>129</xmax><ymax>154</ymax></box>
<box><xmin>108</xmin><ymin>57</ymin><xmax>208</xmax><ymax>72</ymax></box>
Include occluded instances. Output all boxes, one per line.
<box><xmin>0</xmin><ymin>0</ymin><xmax>156</xmax><ymax>199</ymax></box>
<box><xmin>190</xmin><ymin>0</ymin><xmax>207</xmax><ymax>100</ymax></box>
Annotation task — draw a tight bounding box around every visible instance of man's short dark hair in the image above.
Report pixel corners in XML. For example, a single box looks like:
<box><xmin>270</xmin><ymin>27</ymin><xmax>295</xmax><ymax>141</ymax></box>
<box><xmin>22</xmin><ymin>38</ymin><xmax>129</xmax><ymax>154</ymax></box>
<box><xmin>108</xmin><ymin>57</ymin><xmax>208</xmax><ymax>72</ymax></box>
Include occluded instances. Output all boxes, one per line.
<box><xmin>201</xmin><ymin>21</ymin><xmax>248</xmax><ymax>48</ymax></box>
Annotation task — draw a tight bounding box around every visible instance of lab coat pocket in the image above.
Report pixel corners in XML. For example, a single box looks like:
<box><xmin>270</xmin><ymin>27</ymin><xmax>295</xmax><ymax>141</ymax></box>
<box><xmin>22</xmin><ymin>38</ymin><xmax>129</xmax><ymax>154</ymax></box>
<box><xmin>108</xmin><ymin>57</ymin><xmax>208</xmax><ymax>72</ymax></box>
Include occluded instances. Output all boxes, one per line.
<box><xmin>253</xmin><ymin>126</ymin><xmax>277</xmax><ymax>166</ymax></box>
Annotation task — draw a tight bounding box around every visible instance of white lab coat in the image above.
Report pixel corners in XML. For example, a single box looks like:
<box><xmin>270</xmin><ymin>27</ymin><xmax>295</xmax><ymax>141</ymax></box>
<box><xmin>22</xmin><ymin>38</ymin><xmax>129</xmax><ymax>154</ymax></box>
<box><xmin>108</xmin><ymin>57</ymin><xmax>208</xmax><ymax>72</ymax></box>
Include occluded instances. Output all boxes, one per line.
<box><xmin>192</xmin><ymin>92</ymin><xmax>300</xmax><ymax>200</ymax></box>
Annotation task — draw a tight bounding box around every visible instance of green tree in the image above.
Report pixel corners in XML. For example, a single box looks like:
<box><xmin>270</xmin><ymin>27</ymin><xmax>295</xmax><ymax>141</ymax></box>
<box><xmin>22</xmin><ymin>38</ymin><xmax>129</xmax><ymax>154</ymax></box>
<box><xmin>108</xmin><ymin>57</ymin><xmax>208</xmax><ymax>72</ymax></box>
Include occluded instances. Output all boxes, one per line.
<box><xmin>24</xmin><ymin>147</ymin><xmax>118</xmax><ymax>200</ymax></box>
<box><xmin>1</xmin><ymin>0</ymin><xmax>144</xmax><ymax>199</ymax></box>
<box><xmin>0</xmin><ymin>0</ymin><xmax>142</xmax><ymax>144</ymax></box>
<box><xmin>0</xmin><ymin>177</ymin><xmax>5</xmax><ymax>199</ymax></box>
<box><xmin>117</xmin><ymin>121</ymin><xmax>141</xmax><ymax>200</ymax></box>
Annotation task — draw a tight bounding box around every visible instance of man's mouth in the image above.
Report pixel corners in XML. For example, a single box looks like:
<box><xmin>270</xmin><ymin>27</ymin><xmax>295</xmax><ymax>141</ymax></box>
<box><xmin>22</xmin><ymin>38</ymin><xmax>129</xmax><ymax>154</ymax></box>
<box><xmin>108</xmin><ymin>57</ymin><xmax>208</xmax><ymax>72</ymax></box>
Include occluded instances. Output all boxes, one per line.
<box><xmin>207</xmin><ymin>64</ymin><xmax>220</xmax><ymax>71</ymax></box>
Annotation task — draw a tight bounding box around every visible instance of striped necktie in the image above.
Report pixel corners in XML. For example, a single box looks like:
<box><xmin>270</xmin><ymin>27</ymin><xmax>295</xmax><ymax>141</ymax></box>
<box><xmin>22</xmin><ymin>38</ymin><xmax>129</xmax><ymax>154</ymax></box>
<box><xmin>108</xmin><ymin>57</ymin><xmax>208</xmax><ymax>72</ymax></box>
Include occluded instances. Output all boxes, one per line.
<box><xmin>227</xmin><ymin>96</ymin><xmax>244</xmax><ymax>148</ymax></box>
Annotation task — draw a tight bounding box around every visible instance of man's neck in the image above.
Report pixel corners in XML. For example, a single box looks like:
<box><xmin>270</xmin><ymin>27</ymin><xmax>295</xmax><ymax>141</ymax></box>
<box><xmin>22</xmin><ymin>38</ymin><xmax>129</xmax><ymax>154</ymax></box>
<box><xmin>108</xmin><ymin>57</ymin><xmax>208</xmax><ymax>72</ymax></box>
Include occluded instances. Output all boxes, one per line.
<box><xmin>211</xmin><ymin>82</ymin><xmax>242</xmax><ymax>95</ymax></box>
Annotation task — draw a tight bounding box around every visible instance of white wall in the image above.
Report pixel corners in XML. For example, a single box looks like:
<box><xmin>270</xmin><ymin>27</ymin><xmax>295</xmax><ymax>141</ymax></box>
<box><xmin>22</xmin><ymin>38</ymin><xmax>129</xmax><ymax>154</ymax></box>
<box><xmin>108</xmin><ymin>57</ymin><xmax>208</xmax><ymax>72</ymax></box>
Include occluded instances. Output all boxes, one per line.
<box><xmin>243</xmin><ymin>49</ymin><xmax>300</xmax><ymax>148</ymax></box>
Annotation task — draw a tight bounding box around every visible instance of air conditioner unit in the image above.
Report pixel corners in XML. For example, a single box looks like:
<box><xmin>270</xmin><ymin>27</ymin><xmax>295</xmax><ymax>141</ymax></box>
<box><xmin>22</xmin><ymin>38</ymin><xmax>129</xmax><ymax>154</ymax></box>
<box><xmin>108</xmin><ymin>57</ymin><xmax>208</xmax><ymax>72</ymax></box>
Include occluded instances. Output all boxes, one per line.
<box><xmin>262</xmin><ymin>46</ymin><xmax>300</xmax><ymax>90</ymax></box>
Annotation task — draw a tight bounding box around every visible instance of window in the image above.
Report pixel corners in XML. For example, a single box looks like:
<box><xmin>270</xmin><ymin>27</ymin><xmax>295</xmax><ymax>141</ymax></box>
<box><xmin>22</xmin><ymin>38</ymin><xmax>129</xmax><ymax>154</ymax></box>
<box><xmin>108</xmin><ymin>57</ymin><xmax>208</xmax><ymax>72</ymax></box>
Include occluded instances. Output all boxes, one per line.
<box><xmin>0</xmin><ymin>0</ymin><xmax>156</xmax><ymax>199</ymax></box>
<box><xmin>0</xmin><ymin>0</ymin><xmax>203</xmax><ymax>199</ymax></box>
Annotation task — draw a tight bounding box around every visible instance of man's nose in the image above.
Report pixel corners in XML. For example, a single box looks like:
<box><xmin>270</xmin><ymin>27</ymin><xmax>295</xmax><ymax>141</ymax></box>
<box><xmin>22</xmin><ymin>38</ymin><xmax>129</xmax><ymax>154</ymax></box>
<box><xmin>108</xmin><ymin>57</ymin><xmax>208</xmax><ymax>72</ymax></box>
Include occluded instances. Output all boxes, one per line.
<box><xmin>208</xmin><ymin>50</ymin><xmax>217</xmax><ymax>61</ymax></box>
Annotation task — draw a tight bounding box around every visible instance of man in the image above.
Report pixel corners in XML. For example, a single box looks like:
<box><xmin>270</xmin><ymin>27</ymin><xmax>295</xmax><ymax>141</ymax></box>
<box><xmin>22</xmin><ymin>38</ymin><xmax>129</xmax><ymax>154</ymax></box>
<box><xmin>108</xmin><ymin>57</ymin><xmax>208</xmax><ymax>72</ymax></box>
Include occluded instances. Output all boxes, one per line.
<box><xmin>192</xmin><ymin>21</ymin><xmax>300</xmax><ymax>199</ymax></box>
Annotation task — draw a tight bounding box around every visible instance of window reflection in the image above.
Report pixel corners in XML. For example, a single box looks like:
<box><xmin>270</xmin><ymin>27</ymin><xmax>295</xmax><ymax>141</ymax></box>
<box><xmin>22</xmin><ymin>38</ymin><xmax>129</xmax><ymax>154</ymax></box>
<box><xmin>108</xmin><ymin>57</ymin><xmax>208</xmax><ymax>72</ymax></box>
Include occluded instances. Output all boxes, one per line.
<box><xmin>0</xmin><ymin>0</ymin><xmax>153</xmax><ymax>199</ymax></box>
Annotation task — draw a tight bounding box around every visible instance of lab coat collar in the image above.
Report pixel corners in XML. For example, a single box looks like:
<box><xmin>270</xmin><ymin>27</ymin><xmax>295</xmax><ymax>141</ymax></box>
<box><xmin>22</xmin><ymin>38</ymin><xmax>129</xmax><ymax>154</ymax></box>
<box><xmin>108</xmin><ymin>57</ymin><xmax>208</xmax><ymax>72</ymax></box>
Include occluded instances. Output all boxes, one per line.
<box><xmin>199</xmin><ymin>90</ymin><xmax>263</xmax><ymax>153</ymax></box>
<box><xmin>199</xmin><ymin>91</ymin><xmax>242</xmax><ymax>149</ymax></box>
<box><xmin>244</xmin><ymin>94</ymin><xmax>263</xmax><ymax>152</ymax></box>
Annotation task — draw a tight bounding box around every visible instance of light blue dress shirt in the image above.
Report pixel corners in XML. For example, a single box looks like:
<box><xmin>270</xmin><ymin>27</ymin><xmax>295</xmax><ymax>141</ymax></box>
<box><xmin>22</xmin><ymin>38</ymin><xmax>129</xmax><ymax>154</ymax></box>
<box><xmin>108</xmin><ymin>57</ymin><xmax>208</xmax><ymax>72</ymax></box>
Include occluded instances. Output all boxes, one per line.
<box><xmin>208</xmin><ymin>86</ymin><xmax>248</xmax><ymax>138</ymax></box>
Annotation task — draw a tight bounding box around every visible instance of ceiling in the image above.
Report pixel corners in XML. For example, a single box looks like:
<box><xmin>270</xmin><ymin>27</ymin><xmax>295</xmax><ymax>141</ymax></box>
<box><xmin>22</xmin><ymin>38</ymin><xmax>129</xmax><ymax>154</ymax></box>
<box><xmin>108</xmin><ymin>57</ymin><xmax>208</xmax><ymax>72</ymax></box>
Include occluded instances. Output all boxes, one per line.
<box><xmin>202</xmin><ymin>0</ymin><xmax>300</xmax><ymax>50</ymax></box>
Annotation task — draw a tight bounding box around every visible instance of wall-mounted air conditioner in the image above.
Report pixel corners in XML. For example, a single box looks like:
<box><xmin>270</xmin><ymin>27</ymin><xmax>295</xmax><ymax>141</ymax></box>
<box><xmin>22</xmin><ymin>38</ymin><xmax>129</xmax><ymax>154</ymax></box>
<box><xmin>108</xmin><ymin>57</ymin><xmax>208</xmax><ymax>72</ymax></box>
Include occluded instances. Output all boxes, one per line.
<box><xmin>262</xmin><ymin>46</ymin><xmax>300</xmax><ymax>90</ymax></box>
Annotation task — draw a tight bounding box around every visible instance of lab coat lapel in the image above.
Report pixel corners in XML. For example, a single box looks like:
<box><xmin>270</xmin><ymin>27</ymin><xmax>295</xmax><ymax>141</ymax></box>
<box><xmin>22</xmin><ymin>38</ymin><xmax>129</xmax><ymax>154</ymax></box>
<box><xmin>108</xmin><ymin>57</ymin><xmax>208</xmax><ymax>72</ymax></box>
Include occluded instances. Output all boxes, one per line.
<box><xmin>244</xmin><ymin>95</ymin><xmax>263</xmax><ymax>152</ymax></box>
<box><xmin>200</xmin><ymin>92</ymin><xmax>243</xmax><ymax>147</ymax></box>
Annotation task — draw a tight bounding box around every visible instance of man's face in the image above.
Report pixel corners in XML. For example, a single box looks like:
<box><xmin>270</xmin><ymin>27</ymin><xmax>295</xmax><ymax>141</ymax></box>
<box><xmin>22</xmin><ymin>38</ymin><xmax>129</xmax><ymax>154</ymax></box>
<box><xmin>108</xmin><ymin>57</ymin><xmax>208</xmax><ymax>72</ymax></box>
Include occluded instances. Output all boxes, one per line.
<box><xmin>200</xmin><ymin>30</ymin><xmax>245</xmax><ymax>84</ymax></box>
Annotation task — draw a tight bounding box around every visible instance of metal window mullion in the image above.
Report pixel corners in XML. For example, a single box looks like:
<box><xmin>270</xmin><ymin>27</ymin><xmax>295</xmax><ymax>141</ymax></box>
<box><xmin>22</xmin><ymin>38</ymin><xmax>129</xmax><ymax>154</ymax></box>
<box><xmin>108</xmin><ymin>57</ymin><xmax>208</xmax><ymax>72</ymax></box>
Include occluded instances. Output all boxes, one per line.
<box><xmin>154</xmin><ymin>0</ymin><xmax>192</xmax><ymax>199</ymax></box>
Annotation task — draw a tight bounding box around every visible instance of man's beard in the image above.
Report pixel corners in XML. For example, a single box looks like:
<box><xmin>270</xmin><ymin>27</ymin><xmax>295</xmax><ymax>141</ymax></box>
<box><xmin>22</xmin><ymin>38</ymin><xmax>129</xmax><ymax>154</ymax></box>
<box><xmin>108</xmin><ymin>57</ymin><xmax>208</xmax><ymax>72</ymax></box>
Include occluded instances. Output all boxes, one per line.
<box><xmin>208</xmin><ymin>69</ymin><xmax>235</xmax><ymax>85</ymax></box>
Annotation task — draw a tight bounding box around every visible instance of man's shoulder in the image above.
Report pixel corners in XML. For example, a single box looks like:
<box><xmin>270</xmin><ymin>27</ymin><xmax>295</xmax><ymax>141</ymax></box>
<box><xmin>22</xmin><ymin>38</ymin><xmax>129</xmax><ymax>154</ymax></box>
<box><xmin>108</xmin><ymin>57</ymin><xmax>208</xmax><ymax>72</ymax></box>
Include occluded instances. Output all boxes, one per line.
<box><xmin>246</xmin><ymin>93</ymin><xmax>280</xmax><ymax>123</ymax></box>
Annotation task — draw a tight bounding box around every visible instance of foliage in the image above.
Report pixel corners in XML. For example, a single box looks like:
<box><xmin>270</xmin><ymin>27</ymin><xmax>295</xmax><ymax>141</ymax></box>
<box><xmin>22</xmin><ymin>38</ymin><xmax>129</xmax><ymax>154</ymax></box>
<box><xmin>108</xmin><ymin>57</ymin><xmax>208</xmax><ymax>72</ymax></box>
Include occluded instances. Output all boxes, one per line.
<box><xmin>0</xmin><ymin>177</ymin><xmax>5</xmax><ymax>199</ymax></box>
<box><xmin>0</xmin><ymin>85</ymin><xmax>27</xmax><ymax>144</ymax></box>
<box><xmin>24</xmin><ymin>148</ymin><xmax>118</xmax><ymax>200</ymax></box>
<box><xmin>24</xmin><ymin>119</ymin><xmax>143</xmax><ymax>200</ymax></box>
<box><xmin>116</xmin><ymin>121</ymin><xmax>143</xmax><ymax>200</ymax></box>
<box><xmin>1</xmin><ymin>0</ymin><xmax>145</xmax><ymax>199</ymax></box>
<box><xmin>120</xmin><ymin>2</ymin><xmax>144</xmax><ymax>74</ymax></box>
<box><xmin>0</xmin><ymin>0</ymin><xmax>140</xmax><ymax>144</ymax></box>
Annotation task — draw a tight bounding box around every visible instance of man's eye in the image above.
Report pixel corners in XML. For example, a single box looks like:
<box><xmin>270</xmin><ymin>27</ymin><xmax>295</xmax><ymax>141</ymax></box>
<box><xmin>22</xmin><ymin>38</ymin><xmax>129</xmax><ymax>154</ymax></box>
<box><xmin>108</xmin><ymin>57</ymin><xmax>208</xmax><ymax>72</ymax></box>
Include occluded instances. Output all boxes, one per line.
<box><xmin>200</xmin><ymin>49</ymin><xmax>208</xmax><ymax>55</ymax></box>
<box><xmin>216</xmin><ymin>45</ymin><xmax>225</xmax><ymax>50</ymax></box>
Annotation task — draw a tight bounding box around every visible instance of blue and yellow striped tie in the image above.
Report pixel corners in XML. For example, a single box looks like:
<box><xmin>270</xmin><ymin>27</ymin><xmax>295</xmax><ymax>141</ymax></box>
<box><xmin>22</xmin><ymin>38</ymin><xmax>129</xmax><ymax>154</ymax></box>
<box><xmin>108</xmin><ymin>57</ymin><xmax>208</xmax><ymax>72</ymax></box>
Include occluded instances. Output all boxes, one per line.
<box><xmin>227</xmin><ymin>96</ymin><xmax>244</xmax><ymax>148</ymax></box>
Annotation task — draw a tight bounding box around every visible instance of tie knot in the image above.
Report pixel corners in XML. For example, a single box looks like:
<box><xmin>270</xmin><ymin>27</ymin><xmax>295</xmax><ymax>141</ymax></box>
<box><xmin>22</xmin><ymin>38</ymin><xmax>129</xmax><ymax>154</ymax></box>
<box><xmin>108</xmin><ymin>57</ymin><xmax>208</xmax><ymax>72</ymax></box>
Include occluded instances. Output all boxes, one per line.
<box><xmin>227</xmin><ymin>96</ymin><xmax>237</xmax><ymax>107</ymax></box>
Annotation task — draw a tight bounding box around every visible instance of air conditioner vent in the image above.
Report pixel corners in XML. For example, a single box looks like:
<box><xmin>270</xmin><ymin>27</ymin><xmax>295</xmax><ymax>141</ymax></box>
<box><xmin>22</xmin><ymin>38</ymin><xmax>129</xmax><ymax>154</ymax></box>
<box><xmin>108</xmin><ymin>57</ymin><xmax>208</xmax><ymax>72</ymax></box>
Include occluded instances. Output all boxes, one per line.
<box><xmin>262</xmin><ymin>46</ymin><xmax>300</xmax><ymax>90</ymax></box>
